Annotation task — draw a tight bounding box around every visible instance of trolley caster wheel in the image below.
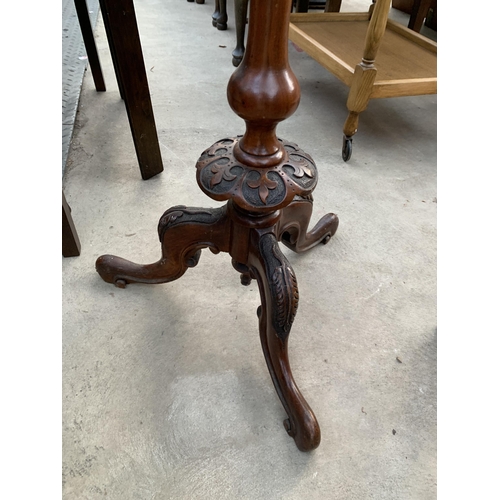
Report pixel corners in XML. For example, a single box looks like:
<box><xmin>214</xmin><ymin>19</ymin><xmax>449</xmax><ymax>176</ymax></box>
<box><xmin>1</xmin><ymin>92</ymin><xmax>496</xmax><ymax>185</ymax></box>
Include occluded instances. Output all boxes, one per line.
<box><xmin>342</xmin><ymin>135</ymin><xmax>352</xmax><ymax>162</ymax></box>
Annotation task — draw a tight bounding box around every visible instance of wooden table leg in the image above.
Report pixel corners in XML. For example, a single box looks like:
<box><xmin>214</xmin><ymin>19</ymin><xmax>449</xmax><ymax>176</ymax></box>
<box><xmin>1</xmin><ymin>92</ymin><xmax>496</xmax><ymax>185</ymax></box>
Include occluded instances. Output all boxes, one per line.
<box><xmin>99</xmin><ymin>0</ymin><xmax>164</xmax><ymax>180</ymax></box>
<box><xmin>74</xmin><ymin>0</ymin><xmax>106</xmax><ymax>91</ymax></box>
<box><xmin>63</xmin><ymin>191</ymin><xmax>81</xmax><ymax>257</ymax></box>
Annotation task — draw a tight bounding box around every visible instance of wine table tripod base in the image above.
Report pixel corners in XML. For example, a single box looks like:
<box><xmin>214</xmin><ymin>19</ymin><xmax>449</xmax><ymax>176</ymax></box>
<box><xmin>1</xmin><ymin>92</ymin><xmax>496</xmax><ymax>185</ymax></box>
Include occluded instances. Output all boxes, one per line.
<box><xmin>96</xmin><ymin>135</ymin><xmax>338</xmax><ymax>452</ymax></box>
<box><xmin>96</xmin><ymin>0</ymin><xmax>339</xmax><ymax>452</ymax></box>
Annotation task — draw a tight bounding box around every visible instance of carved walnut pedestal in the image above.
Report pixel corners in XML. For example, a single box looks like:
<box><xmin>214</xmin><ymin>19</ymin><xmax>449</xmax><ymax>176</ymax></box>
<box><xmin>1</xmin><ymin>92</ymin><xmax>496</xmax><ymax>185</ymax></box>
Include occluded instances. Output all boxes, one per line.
<box><xmin>96</xmin><ymin>0</ymin><xmax>339</xmax><ymax>452</ymax></box>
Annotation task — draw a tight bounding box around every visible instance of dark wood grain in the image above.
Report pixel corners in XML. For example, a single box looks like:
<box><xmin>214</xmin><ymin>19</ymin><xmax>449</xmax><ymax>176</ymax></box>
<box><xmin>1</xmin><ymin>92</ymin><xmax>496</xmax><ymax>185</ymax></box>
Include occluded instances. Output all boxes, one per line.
<box><xmin>99</xmin><ymin>0</ymin><xmax>163</xmax><ymax>180</ymax></box>
<box><xmin>74</xmin><ymin>0</ymin><xmax>106</xmax><ymax>91</ymax></box>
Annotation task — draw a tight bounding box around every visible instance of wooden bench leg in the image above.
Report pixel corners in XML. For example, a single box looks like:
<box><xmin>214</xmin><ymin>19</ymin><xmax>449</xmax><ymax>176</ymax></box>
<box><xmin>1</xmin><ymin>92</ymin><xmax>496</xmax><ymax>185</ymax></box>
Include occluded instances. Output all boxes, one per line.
<box><xmin>63</xmin><ymin>191</ymin><xmax>81</xmax><ymax>257</ymax></box>
<box><xmin>98</xmin><ymin>0</ymin><xmax>125</xmax><ymax>99</ymax></box>
<box><xmin>99</xmin><ymin>0</ymin><xmax>164</xmax><ymax>180</ymax></box>
<box><xmin>74</xmin><ymin>0</ymin><xmax>106</xmax><ymax>91</ymax></box>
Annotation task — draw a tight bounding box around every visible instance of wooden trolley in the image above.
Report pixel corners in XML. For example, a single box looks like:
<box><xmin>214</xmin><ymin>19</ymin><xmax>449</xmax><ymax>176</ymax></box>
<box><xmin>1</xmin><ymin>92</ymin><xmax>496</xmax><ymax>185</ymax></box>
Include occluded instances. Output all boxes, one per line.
<box><xmin>288</xmin><ymin>0</ymin><xmax>437</xmax><ymax>160</ymax></box>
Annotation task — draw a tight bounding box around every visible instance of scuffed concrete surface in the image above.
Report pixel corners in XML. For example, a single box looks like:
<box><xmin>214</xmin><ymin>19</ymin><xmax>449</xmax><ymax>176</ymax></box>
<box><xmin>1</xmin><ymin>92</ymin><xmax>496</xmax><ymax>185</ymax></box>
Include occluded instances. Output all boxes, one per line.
<box><xmin>62</xmin><ymin>0</ymin><xmax>436</xmax><ymax>498</ymax></box>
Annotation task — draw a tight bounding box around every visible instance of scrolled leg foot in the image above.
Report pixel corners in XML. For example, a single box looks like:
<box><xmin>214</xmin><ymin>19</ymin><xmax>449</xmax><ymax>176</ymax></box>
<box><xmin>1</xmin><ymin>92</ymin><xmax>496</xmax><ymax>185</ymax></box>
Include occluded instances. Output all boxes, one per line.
<box><xmin>96</xmin><ymin>205</ymin><xmax>230</xmax><ymax>287</ymax></box>
<box><xmin>248</xmin><ymin>231</ymin><xmax>321</xmax><ymax>451</ymax></box>
<box><xmin>280</xmin><ymin>196</ymin><xmax>339</xmax><ymax>253</ymax></box>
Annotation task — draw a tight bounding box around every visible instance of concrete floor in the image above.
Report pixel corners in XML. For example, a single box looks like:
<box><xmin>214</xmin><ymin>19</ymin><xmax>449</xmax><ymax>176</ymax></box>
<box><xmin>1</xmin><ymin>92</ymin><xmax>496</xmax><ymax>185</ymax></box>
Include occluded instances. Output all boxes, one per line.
<box><xmin>62</xmin><ymin>1</ymin><xmax>437</xmax><ymax>498</ymax></box>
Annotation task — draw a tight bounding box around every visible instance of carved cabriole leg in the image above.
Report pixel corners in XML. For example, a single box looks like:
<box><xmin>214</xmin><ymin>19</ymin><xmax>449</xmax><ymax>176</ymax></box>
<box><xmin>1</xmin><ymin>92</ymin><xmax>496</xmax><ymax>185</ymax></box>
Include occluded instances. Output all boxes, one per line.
<box><xmin>247</xmin><ymin>230</ymin><xmax>321</xmax><ymax>452</ymax></box>
<box><xmin>279</xmin><ymin>195</ymin><xmax>339</xmax><ymax>253</ymax></box>
<box><xmin>96</xmin><ymin>206</ymin><xmax>230</xmax><ymax>288</ymax></box>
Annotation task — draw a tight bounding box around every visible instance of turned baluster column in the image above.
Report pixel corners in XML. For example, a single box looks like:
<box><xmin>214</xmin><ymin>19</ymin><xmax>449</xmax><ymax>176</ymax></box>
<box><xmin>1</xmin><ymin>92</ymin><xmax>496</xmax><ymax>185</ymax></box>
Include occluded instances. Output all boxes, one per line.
<box><xmin>196</xmin><ymin>0</ymin><xmax>319</xmax><ymax>216</ymax></box>
<box><xmin>228</xmin><ymin>0</ymin><xmax>300</xmax><ymax>171</ymax></box>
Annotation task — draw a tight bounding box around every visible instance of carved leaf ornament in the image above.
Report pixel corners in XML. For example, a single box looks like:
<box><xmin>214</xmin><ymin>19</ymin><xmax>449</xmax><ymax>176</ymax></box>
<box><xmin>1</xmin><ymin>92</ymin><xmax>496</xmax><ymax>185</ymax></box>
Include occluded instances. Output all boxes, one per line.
<box><xmin>246</xmin><ymin>171</ymin><xmax>279</xmax><ymax>204</ymax></box>
<box><xmin>196</xmin><ymin>137</ymin><xmax>317</xmax><ymax>212</ymax></box>
<box><xmin>210</xmin><ymin>162</ymin><xmax>238</xmax><ymax>188</ymax></box>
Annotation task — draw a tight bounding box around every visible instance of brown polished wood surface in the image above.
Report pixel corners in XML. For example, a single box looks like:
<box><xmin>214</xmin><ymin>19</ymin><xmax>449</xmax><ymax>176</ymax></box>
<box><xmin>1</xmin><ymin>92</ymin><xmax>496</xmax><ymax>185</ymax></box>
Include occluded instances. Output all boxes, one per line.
<box><xmin>96</xmin><ymin>0</ymin><xmax>338</xmax><ymax>452</ymax></box>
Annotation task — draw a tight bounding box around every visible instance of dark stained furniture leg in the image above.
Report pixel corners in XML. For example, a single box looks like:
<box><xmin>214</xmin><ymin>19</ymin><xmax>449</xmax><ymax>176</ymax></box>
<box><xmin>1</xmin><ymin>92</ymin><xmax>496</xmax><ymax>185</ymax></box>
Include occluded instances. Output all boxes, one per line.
<box><xmin>62</xmin><ymin>191</ymin><xmax>81</xmax><ymax>257</ymax></box>
<box><xmin>98</xmin><ymin>0</ymin><xmax>125</xmax><ymax>99</ymax></box>
<box><xmin>99</xmin><ymin>0</ymin><xmax>163</xmax><ymax>180</ymax></box>
<box><xmin>212</xmin><ymin>0</ymin><xmax>228</xmax><ymax>30</ymax></box>
<box><xmin>74</xmin><ymin>0</ymin><xmax>106</xmax><ymax>91</ymax></box>
<box><xmin>232</xmin><ymin>0</ymin><xmax>249</xmax><ymax>66</ymax></box>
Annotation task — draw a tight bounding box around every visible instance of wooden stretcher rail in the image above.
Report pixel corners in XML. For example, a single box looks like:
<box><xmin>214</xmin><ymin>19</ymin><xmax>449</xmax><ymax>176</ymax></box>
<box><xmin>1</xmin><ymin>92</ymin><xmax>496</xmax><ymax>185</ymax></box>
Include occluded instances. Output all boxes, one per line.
<box><xmin>372</xmin><ymin>77</ymin><xmax>437</xmax><ymax>98</ymax></box>
<box><xmin>289</xmin><ymin>12</ymin><xmax>371</xmax><ymax>22</ymax></box>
